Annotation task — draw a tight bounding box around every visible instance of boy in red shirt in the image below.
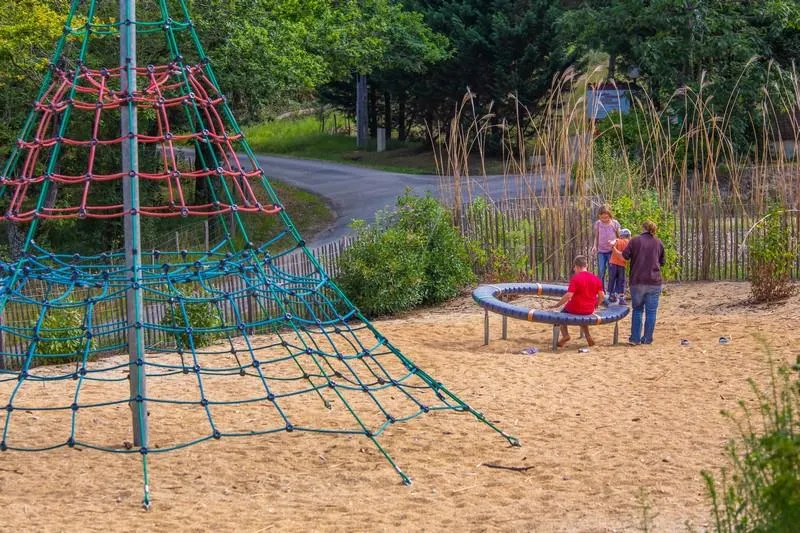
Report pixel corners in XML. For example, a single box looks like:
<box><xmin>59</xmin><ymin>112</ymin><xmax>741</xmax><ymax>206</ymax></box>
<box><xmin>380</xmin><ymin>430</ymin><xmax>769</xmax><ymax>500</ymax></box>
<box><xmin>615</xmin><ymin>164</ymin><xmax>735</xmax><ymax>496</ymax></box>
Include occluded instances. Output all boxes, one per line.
<box><xmin>552</xmin><ymin>255</ymin><xmax>605</xmax><ymax>348</ymax></box>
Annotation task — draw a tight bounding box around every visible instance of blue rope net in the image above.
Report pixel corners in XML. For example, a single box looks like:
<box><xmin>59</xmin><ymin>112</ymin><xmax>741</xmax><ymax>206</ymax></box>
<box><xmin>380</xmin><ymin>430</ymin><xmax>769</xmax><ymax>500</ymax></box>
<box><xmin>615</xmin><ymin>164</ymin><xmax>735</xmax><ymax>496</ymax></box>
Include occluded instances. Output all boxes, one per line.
<box><xmin>0</xmin><ymin>0</ymin><xmax>517</xmax><ymax>507</ymax></box>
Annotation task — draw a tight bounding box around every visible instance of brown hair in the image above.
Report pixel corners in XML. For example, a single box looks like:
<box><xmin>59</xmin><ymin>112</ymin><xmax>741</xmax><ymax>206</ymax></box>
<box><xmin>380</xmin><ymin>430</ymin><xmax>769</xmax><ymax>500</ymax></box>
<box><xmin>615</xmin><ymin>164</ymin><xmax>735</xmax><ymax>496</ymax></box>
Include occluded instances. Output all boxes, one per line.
<box><xmin>642</xmin><ymin>220</ymin><xmax>657</xmax><ymax>234</ymax></box>
<box><xmin>598</xmin><ymin>204</ymin><xmax>613</xmax><ymax>218</ymax></box>
<box><xmin>573</xmin><ymin>255</ymin><xmax>588</xmax><ymax>268</ymax></box>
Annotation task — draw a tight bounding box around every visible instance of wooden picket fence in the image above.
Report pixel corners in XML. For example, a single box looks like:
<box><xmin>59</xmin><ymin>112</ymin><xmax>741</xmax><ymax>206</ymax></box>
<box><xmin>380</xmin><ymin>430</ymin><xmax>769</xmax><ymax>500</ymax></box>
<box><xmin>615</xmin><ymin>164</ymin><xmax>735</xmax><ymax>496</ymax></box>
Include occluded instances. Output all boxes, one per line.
<box><xmin>0</xmin><ymin>236</ymin><xmax>355</xmax><ymax>366</ymax></box>
<box><xmin>457</xmin><ymin>198</ymin><xmax>800</xmax><ymax>282</ymax></box>
<box><xmin>2</xmin><ymin>200</ymin><xmax>797</xmax><ymax>366</ymax></box>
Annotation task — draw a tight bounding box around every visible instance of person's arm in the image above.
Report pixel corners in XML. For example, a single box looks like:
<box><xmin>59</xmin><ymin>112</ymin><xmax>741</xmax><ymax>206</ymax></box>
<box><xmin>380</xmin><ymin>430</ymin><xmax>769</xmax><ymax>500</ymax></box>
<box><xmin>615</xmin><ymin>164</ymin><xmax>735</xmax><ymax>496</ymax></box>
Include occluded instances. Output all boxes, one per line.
<box><xmin>622</xmin><ymin>239</ymin><xmax>633</xmax><ymax>260</ymax></box>
<box><xmin>591</xmin><ymin>221</ymin><xmax>598</xmax><ymax>254</ymax></box>
<box><xmin>553</xmin><ymin>292</ymin><xmax>574</xmax><ymax>309</ymax></box>
<box><xmin>596</xmin><ymin>290</ymin><xmax>605</xmax><ymax>309</ymax></box>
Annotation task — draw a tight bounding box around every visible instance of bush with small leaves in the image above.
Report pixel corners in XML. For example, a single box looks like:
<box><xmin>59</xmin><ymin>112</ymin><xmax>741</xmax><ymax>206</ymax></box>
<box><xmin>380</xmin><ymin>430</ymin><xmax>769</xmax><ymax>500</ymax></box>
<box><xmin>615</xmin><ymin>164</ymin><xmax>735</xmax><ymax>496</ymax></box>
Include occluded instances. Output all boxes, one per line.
<box><xmin>335</xmin><ymin>191</ymin><xmax>474</xmax><ymax>317</ymax></box>
<box><xmin>703</xmin><ymin>348</ymin><xmax>800</xmax><ymax>532</ymax></box>
<box><xmin>161</xmin><ymin>298</ymin><xmax>223</xmax><ymax>349</ymax></box>
<box><xmin>747</xmin><ymin>208</ymin><xmax>798</xmax><ymax>303</ymax></box>
<box><xmin>612</xmin><ymin>191</ymin><xmax>679</xmax><ymax>279</ymax></box>
<box><xmin>34</xmin><ymin>304</ymin><xmax>85</xmax><ymax>363</ymax></box>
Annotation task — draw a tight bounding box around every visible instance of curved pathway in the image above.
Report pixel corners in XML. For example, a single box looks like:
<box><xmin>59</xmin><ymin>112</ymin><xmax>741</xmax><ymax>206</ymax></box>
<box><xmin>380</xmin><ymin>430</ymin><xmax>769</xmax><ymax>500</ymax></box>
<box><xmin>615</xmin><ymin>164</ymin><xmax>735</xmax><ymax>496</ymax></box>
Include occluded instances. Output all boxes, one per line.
<box><xmin>180</xmin><ymin>148</ymin><xmax>552</xmax><ymax>246</ymax></box>
<box><xmin>251</xmin><ymin>154</ymin><xmax>554</xmax><ymax>246</ymax></box>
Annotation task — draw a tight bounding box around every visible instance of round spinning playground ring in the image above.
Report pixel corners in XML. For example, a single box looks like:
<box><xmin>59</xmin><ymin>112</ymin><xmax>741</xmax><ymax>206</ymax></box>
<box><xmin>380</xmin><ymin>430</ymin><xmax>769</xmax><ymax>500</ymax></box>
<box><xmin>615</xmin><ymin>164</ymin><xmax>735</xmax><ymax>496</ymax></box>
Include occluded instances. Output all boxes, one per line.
<box><xmin>472</xmin><ymin>282</ymin><xmax>630</xmax><ymax>325</ymax></box>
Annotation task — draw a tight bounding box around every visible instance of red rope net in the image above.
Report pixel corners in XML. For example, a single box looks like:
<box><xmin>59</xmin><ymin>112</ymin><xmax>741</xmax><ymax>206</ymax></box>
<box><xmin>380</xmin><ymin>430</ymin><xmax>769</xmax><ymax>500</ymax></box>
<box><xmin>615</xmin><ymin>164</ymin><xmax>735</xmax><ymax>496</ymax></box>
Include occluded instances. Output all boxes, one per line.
<box><xmin>2</xmin><ymin>63</ymin><xmax>281</xmax><ymax>221</ymax></box>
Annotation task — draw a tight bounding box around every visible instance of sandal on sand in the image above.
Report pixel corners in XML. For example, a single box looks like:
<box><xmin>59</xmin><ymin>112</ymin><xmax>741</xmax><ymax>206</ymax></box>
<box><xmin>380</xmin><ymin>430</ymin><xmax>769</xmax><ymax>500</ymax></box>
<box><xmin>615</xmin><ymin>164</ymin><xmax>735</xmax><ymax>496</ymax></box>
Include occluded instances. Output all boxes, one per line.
<box><xmin>520</xmin><ymin>347</ymin><xmax>539</xmax><ymax>355</ymax></box>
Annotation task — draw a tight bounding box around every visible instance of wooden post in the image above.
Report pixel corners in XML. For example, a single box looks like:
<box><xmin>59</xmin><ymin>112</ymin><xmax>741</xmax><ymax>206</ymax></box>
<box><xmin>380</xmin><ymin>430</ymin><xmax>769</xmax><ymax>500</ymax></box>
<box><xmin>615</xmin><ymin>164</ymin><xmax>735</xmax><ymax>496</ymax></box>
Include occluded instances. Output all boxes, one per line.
<box><xmin>120</xmin><ymin>0</ymin><xmax>148</xmax><ymax>450</ymax></box>
<box><xmin>356</xmin><ymin>73</ymin><xmax>368</xmax><ymax>148</ymax></box>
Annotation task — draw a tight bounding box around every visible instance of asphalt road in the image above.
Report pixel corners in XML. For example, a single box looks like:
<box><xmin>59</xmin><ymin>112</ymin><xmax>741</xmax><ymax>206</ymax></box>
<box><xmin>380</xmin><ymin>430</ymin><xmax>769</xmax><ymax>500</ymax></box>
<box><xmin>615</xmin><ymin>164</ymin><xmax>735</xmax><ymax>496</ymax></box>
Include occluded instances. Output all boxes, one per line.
<box><xmin>250</xmin><ymin>154</ymin><xmax>552</xmax><ymax>246</ymax></box>
<box><xmin>179</xmin><ymin>148</ymin><xmax>552</xmax><ymax>245</ymax></box>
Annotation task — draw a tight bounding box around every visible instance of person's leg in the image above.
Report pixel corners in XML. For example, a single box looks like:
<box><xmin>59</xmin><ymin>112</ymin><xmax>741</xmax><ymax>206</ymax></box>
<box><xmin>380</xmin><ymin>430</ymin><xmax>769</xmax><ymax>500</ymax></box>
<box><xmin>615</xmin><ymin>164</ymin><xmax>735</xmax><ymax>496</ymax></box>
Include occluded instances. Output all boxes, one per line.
<box><xmin>641</xmin><ymin>285</ymin><xmax>662</xmax><ymax>344</ymax></box>
<box><xmin>606</xmin><ymin>265</ymin><xmax>616</xmax><ymax>299</ymax></box>
<box><xmin>580</xmin><ymin>325</ymin><xmax>594</xmax><ymax>346</ymax></box>
<box><xmin>558</xmin><ymin>325</ymin><xmax>571</xmax><ymax>347</ymax></box>
<box><xmin>597</xmin><ymin>252</ymin><xmax>611</xmax><ymax>286</ymax></box>
<box><xmin>628</xmin><ymin>285</ymin><xmax>644</xmax><ymax>344</ymax></box>
<box><xmin>613</xmin><ymin>265</ymin><xmax>624</xmax><ymax>297</ymax></box>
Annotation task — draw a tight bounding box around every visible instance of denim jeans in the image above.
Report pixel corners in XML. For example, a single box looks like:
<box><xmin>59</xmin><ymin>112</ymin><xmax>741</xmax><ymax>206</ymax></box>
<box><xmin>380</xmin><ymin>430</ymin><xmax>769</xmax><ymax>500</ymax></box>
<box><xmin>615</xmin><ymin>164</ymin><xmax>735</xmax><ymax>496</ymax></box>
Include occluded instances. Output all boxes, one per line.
<box><xmin>629</xmin><ymin>284</ymin><xmax>662</xmax><ymax>344</ymax></box>
<box><xmin>597</xmin><ymin>251</ymin><xmax>612</xmax><ymax>288</ymax></box>
<box><xmin>608</xmin><ymin>264</ymin><xmax>626</xmax><ymax>295</ymax></box>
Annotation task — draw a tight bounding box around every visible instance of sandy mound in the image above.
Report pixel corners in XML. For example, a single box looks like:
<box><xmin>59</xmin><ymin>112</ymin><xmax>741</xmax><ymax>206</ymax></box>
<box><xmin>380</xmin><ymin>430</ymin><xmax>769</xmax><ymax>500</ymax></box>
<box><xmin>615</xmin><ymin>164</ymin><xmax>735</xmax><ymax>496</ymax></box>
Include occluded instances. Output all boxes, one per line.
<box><xmin>0</xmin><ymin>281</ymin><xmax>797</xmax><ymax>532</ymax></box>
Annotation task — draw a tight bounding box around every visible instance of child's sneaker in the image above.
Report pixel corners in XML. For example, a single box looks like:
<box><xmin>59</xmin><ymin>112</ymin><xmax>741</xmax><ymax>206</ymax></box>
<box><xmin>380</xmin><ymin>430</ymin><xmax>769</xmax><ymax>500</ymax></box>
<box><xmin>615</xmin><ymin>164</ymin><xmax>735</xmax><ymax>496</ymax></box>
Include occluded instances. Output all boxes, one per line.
<box><xmin>618</xmin><ymin>295</ymin><xmax>627</xmax><ymax>306</ymax></box>
<box><xmin>608</xmin><ymin>294</ymin><xmax>617</xmax><ymax>304</ymax></box>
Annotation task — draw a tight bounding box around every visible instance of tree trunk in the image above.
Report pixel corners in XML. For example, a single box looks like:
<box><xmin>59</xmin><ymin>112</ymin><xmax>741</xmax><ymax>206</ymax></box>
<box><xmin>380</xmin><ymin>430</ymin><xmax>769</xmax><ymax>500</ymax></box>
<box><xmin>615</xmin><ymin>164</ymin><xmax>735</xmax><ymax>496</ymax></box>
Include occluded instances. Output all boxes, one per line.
<box><xmin>398</xmin><ymin>92</ymin><xmax>407</xmax><ymax>141</ymax></box>
<box><xmin>7</xmin><ymin>223</ymin><xmax>24</xmax><ymax>260</ymax></box>
<box><xmin>369</xmin><ymin>83</ymin><xmax>378</xmax><ymax>139</ymax></box>
<box><xmin>383</xmin><ymin>90</ymin><xmax>391</xmax><ymax>140</ymax></box>
<box><xmin>355</xmin><ymin>74</ymin><xmax>368</xmax><ymax>148</ymax></box>
<box><xmin>608</xmin><ymin>54</ymin><xmax>616</xmax><ymax>80</ymax></box>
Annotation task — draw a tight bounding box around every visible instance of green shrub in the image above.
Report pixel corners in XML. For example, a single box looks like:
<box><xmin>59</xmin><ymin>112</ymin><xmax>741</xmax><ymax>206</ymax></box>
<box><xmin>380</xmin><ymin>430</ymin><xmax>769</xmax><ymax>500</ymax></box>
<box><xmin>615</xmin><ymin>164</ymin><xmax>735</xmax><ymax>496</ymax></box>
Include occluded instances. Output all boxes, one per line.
<box><xmin>161</xmin><ymin>298</ymin><xmax>223</xmax><ymax>349</ymax></box>
<box><xmin>335</xmin><ymin>191</ymin><xmax>475</xmax><ymax>316</ymax></box>
<box><xmin>747</xmin><ymin>208</ymin><xmax>798</xmax><ymax>303</ymax></box>
<box><xmin>611</xmin><ymin>191</ymin><xmax>679</xmax><ymax>279</ymax></box>
<box><xmin>703</xmin><ymin>350</ymin><xmax>800</xmax><ymax>532</ymax></box>
<box><xmin>34</xmin><ymin>304</ymin><xmax>85</xmax><ymax>362</ymax></box>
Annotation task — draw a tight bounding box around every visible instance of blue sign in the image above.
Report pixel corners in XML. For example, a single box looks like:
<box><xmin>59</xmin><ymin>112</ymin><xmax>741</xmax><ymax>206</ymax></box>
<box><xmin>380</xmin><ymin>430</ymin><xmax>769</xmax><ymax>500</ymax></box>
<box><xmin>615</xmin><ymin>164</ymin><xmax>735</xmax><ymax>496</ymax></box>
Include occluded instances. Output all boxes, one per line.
<box><xmin>587</xmin><ymin>85</ymin><xmax>632</xmax><ymax>120</ymax></box>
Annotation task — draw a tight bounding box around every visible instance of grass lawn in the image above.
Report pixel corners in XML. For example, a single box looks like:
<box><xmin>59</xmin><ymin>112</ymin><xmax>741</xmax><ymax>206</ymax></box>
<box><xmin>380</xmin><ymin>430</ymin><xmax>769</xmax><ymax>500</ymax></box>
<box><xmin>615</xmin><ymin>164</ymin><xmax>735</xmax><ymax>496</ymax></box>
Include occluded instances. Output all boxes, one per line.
<box><xmin>243</xmin><ymin>115</ymin><xmax>506</xmax><ymax>175</ymax></box>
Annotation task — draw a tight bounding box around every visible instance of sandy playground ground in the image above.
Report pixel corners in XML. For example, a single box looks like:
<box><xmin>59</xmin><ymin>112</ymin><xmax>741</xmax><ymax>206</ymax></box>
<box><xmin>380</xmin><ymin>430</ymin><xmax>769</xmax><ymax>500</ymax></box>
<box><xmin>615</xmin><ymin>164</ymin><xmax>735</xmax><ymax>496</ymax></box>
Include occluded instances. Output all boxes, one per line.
<box><xmin>0</xmin><ymin>281</ymin><xmax>798</xmax><ymax>532</ymax></box>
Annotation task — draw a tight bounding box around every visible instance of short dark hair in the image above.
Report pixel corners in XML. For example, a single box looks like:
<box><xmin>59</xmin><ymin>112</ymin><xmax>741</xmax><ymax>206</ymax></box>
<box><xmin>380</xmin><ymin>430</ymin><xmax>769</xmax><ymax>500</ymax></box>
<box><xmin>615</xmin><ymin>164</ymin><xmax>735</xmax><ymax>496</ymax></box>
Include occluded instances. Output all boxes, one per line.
<box><xmin>573</xmin><ymin>255</ymin><xmax>588</xmax><ymax>268</ymax></box>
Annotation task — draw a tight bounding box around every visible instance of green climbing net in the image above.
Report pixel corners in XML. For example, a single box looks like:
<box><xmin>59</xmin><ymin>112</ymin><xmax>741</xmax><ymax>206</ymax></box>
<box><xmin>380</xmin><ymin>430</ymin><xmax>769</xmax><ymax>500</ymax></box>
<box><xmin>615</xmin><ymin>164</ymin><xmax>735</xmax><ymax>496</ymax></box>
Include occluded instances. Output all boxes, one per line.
<box><xmin>0</xmin><ymin>0</ymin><xmax>517</xmax><ymax>508</ymax></box>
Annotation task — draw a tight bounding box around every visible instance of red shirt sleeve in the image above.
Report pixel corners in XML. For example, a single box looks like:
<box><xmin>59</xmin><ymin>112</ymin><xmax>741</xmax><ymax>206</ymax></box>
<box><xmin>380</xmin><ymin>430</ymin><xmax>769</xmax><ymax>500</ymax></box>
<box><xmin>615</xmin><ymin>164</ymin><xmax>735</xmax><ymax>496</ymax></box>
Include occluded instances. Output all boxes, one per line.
<box><xmin>567</xmin><ymin>277</ymin><xmax>577</xmax><ymax>293</ymax></box>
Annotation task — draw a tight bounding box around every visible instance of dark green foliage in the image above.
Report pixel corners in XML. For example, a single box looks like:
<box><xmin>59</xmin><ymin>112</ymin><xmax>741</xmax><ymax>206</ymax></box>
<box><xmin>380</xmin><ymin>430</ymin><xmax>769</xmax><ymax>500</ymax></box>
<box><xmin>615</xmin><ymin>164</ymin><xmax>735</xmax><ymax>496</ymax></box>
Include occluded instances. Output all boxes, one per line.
<box><xmin>322</xmin><ymin>0</ymin><xmax>573</xmax><ymax>145</ymax></box>
<box><xmin>405</xmin><ymin>0</ymin><xmax>570</xmax><ymax>122</ymax></box>
<box><xmin>611</xmin><ymin>192</ymin><xmax>679</xmax><ymax>280</ymax></box>
<box><xmin>561</xmin><ymin>0</ymin><xmax>800</xmax><ymax>150</ymax></box>
<box><xmin>161</xmin><ymin>299</ymin><xmax>223</xmax><ymax>349</ymax></box>
<box><xmin>703</xmin><ymin>351</ymin><xmax>800</xmax><ymax>532</ymax></box>
<box><xmin>748</xmin><ymin>208</ymin><xmax>798</xmax><ymax>303</ymax></box>
<box><xmin>335</xmin><ymin>191</ymin><xmax>474</xmax><ymax>316</ymax></box>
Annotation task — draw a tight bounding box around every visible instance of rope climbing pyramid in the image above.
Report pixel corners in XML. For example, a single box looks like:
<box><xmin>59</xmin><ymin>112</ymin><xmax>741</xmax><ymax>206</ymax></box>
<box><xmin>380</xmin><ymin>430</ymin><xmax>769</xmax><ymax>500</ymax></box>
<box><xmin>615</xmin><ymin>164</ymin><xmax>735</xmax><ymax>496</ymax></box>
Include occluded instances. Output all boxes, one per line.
<box><xmin>0</xmin><ymin>0</ymin><xmax>517</xmax><ymax>507</ymax></box>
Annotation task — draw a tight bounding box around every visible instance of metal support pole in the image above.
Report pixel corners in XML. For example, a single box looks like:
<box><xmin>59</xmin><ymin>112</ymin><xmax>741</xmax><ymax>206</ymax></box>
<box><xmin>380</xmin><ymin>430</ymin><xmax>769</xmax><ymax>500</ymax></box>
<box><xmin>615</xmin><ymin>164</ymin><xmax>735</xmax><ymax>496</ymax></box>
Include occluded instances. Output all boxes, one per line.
<box><xmin>551</xmin><ymin>325</ymin><xmax>559</xmax><ymax>352</ymax></box>
<box><xmin>613</xmin><ymin>321</ymin><xmax>619</xmax><ymax>345</ymax></box>
<box><xmin>483</xmin><ymin>309</ymin><xmax>489</xmax><ymax>345</ymax></box>
<box><xmin>500</xmin><ymin>295</ymin><xmax>507</xmax><ymax>340</ymax></box>
<box><xmin>121</xmin><ymin>0</ymin><xmax>148</xmax><ymax>449</ymax></box>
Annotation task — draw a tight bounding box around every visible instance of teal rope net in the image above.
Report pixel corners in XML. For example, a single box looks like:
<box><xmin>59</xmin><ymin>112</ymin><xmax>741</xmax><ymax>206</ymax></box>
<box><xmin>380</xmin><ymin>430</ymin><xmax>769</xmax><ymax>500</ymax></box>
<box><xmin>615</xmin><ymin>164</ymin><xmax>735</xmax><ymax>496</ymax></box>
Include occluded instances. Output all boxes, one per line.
<box><xmin>0</xmin><ymin>0</ymin><xmax>518</xmax><ymax>508</ymax></box>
